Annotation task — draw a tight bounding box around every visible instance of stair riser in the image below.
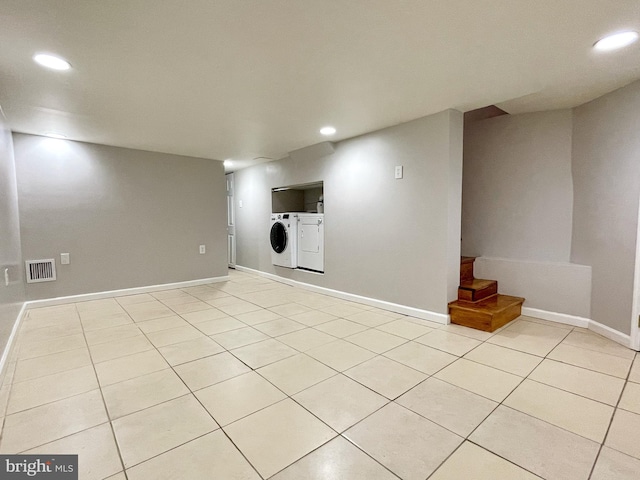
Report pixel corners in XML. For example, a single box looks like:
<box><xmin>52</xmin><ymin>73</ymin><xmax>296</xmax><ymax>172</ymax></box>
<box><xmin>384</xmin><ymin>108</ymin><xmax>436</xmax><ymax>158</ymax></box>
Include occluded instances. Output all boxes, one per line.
<box><xmin>458</xmin><ymin>283</ymin><xmax>498</xmax><ymax>302</ymax></box>
<box><xmin>460</xmin><ymin>262</ymin><xmax>474</xmax><ymax>283</ymax></box>
<box><xmin>449</xmin><ymin>301</ymin><xmax>523</xmax><ymax>332</ymax></box>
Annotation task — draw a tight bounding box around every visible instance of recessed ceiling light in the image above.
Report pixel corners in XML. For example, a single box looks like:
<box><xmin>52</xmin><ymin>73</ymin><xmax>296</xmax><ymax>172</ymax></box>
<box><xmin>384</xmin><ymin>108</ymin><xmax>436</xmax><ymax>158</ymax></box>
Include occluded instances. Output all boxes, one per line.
<box><xmin>33</xmin><ymin>53</ymin><xmax>71</xmax><ymax>71</ymax></box>
<box><xmin>320</xmin><ymin>126</ymin><xmax>336</xmax><ymax>136</ymax></box>
<box><xmin>43</xmin><ymin>132</ymin><xmax>67</xmax><ymax>139</ymax></box>
<box><xmin>223</xmin><ymin>159</ymin><xmax>232</xmax><ymax>167</ymax></box>
<box><xmin>594</xmin><ymin>31</ymin><xmax>639</xmax><ymax>52</ymax></box>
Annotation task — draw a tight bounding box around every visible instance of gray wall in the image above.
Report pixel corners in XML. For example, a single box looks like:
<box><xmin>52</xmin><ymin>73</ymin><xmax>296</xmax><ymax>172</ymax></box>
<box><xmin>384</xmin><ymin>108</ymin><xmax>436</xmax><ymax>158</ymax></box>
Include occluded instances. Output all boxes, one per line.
<box><xmin>13</xmin><ymin>134</ymin><xmax>228</xmax><ymax>300</ymax></box>
<box><xmin>462</xmin><ymin>110</ymin><xmax>574</xmax><ymax>261</ymax></box>
<box><xmin>235</xmin><ymin>110</ymin><xmax>463</xmax><ymax>315</ymax></box>
<box><xmin>571</xmin><ymin>80</ymin><xmax>640</xmax><ymax>335</ymax></box>
<box><xmin>0</xmin><ymin>110</ymin><xmax>25</xmax><ymax>356</ymax></box>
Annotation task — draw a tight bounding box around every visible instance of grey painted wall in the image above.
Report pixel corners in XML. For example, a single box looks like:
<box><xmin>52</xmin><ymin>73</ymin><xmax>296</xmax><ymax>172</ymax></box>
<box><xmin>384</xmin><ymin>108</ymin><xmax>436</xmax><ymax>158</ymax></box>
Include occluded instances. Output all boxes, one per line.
<box><xmin>13</xmin><ymin>134</ymin><xmax>228</xmax><ymax>300</ymax></box>
<box><xmin>571</xmin><ymin>80</ymin><xmax>640</xmax><ymax>335</ymax></box>
<box><xmin>0</xmin><ymin>110</ymin><xmax>25</xmax><ymax>357</ymax></box>
<box><xmin>462</xmin><ymin>110</ymin><xmax>574</xmax><ymax>261</ymax></box>
<box><xmin>235</xmin><ymin>110</ymin><xmax>463</xmax><ymax>315</ymax></box>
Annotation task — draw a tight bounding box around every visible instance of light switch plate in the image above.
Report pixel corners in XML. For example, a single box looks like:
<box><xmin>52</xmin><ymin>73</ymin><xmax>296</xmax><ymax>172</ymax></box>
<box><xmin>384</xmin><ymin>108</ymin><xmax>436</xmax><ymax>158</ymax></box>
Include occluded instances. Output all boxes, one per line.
<box><xmin>199</xmin><ymin>245</ymin><xmax>206</xmax><ymax>254</ymax></box>
<box><xmin>61</xmin><ymin>253</ymin><xmax>70</xmax><ymax>265</ymax></box>
<box><xmin>395</xmin><ymin>165</ymin><xmax>403</xmax><ymax>179</ymax></box>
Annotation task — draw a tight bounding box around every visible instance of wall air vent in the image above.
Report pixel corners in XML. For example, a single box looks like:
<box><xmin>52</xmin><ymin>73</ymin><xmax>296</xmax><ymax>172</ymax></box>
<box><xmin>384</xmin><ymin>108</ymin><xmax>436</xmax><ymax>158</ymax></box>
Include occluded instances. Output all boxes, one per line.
<box><xmin>25</xmin><ymin>259</ymin><xmax>57</xmax><ymax>283</ymax></box>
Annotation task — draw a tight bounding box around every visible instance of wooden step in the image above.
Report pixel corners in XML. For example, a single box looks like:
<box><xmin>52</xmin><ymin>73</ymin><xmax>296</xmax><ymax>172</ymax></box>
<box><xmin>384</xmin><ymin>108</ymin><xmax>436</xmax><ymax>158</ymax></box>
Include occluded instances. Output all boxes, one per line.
<box><xmin>460</xmin><ymin>256</ymin><xmax>476</xmax><ymax>283</ymax></box>
<box><xmin>458</xmin><ymin>278</ymin><xmax>498</xmax><ymax>303</ymax></box>
<box><xmin>448</xmin><ymin>294</ymin><xmax>524</xmax><ymax>332</ymax></box>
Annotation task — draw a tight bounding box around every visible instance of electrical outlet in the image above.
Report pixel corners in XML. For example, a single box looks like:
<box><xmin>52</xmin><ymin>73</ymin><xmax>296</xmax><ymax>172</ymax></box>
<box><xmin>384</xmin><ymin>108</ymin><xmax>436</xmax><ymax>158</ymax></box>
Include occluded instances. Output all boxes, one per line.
<box><xmin>395</xmin><ymin>165</ymin><xmax>403</xmax><ymax>179</ymax></box>
<box><xmin>61</xmin><ymin>253</ymin><xmax>70</xmax><ymax>265</ymax></box>
<box><xmin>239</xmin><ymin>200</ymin><xmax>243</xmax><ymax>208</ymax></box>
<box><xmin>199</xmin><ymin>245</ymin><xmax>206</xmax><ymax>254</ymax></box>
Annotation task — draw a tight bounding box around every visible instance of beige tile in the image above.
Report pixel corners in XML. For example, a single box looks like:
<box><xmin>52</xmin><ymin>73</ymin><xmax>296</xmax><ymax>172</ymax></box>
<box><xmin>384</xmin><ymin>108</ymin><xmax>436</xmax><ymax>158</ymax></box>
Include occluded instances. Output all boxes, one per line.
<box><xmin>180</xmin><ymin>307</ymin><xmax>229</xmax><ymax>323</ymax></box>
<box><xmin>124</xmin><ymin>301</ymin><xmax>176</xmax><ymax>322</ymax></box>
<box><xmin>435</xmin><ymin>359</ymin><xmax>522</xmax><ymax>402</ymax></box>
<box><xmin>321</xmin><ymin>303</ymin><xmax>368</xmax><ymax>318</ymax></box>
<box><xmin>487</xmin><ymin>320</ymin><xmax>569</xmax><ymax>356</ymax></box>
<box><xmin>548</xmin><ymin>343</ymin><xmax>633</xmax><ymax>378</ymax></box>
<box><xmin>254</xmin><ymin>317</ymin><xmax>306</xmax><ymax>337</ymax></box>
<box><xmin>415</xmin><ymin>330</ymin><xmax>481</xmax><ymax>356</ymax></box>
<box><xmin>85</xmin><ymin>324</ymin><xmax>143</xmax><ymax>346</ymax></box>
<box><xmin>591</xmin><ymin>446</ymin><xmax>640</xmax><ymax>480</ymax></box>
<box><xmin>438</xmin><ymin>323</ymin><xmax>494</xmax><ymax>341</ymax></box>
<box><xmin>232</xmin><ymin>308</ymin><xmax>282</xmax><ymax>325</ymax></box>
<box><xmin>157</xmin><ymin>336</ymin><xmax>224</xmax><ymax>366</ymax></box>
<box><xmin>293</xmin><ymin>374</ymin><xmax>387</xmax><ymax>432</ymax></box>
<box><xmin>136</xmin><ymin>316</ymin><xmax>188</xmax><ymax>333</ymax></box>
<box><xmin>345</xmin><ymin>356</ymin><xmax>426</xmax><ymax>399</ymax></box>
<box><xmin>306</xmin><ymin>339</ymin><xmax>376</xmax><ymax>371</ymax></box>
<box><xmin>190</xmin><ymin>316</ymin><xmax>245</xmax><ymax>335</ymax></box>
<box><xmin>95</xmin><ymin>349</ymin><xmax>169</xmax><ymax>386</ymax></box>
<box><xmin>19</xmin><ymin>323</ymin><xmax>83</xmax><ymax>343</ymax></box>
<box><xmin>224</xmin><ymin>399</ymin><xmax>336</xmax><ymax>478</ymax></box>
<box><xmin>268</xmin><ymin>303</ymin><xmax>312</xmax><ymax>317</ymax></box>
<box><xmin>116</xmin><ymin>293</ymin><xmax>156</xmax><ymax>305</ymax></box>
<box><xmin>430</xmin><ymin>441</ymin><xmax>540</xmax><ymax>480</ymax></box>
<box><xmin>81</xmin><ymin>313</ymin><xmax>133</xmax><ymax>332</ymax></box>
<box><xmin>230</xmin><ymin>338</ymin><xmax>297</xmax><ymax>369</ymax></box>
<box><xmin>26</xmin><ymin>423</ymin><xmax>122</xmax><ymax>480</ymax></box>
<box><xmin>288</xmin><ymin>310</ymin><xmax>337</xmax><ymax>327</ymax></box>
<box><xmin>629</xmin><ymin>355</ymin><xmax>640</xmax><ymax>383</ymax></box>
<box><xmin>463</xmin><ymin>342</ymin><xmax>542</xmax><ymax>377</ymax></box>
<box><xmin>619</xmin><ymin>381</ymin><xmax>640</xmax><ymax>414</ymax></box>
<box><xmin>13</xmin><ymin>348</ymin><xmax>92</xmax><ymax>383</ymax></box>
<box><xmin>606</xmin><ymin>409</ymin><xmax>640</xmax><ymax>459</ymax></box>
<box><xmin>0</xmin><ymin>390</ymin><xmax>108</xmax><ymax>453</ymax></box>
<box><xmin>218</xmin><ymin>302</ymin><xmax>263</xmax><ymax>316</ymax></box>
<box><xmin>277</xmin><ymin>328</ymin><xmax>336</xmax><ymax>351</ymax></box>
<box><xmin>344</xmin><ymin>402</ymin><xmax>462</xmax><ymax>480</ymax></box>
<box><xmin>504</xmin><ymin>379</ymin><xmax>614</xmax><ymax>442</ymax></box>
<box><xmin>314</xmin><ymin>318</ymin><xmax>368</xmax><ymax>338</ymax></box>
<box><xmin>257</xmin><ymin>353</ymin><xmax>336</xmax><ymax>395</ymax></box>
<box><xmin>104</xmin><ymin>473</ymin><xmax>126</xmax><ymax>480</ymax></box>
<box><xmin>345</xmin><ymin>310</ymin><xmax>395</xmax><ymax>328</ymax></box>
<box><xmin>168</xmin><ymin>301</ymin><xmax>212</xmax><ymax>315</ymax></box>
<box><xmin>89</xmin><ymin>335</ymin><xmax>154</xmax><ymax>363</ymax></box>
<box><xmin>211</xmin><ymin>326</ymin><xmax>269</xmax><ymax>349</ymax></box>
<box><xmin>102</xmin><ymin>369</ymin><xmax>189</xmax><ymax>419</ymax></box>
<box><xmin>345</xmin><ymin>329</ymin><xmax>407</xmax><ymax>354</ymax></box>
<box><xmin>195</xmin><ymin>371</ymin><xmax>286</xmax><ymax>426</ymax></box>
<box><xmin>157</xmin><ymin>294</ymin><xmax>199</xmax><ymax>306</ymax></box>
<box><xmin>375</xmin><ymin>318</ymin><xmax>434</xmax><ymax>339</ymax></box>
<box><xmin>113</xmin><ymin>394</ymin><xmax>218</xmax><ymax>468</ymax></box>
<box><xmin>17</xmin><ymin>333</ymin><xmax>86</xmax><ymax>360</ymax></box>
<box><xmin>7</xmin><ymin>365</ymin><xmax>98</xmax><ymax>414</ymax></box>
<box><xmin>529</xmin><ymin>359</ymin><xmax>625</xmax><ymax>405</ymax></box>
<box><xmin>470</xmin><ymin>406</ymin><xmax>600</xmax><ymax>480</ymax></box>
<box><xmin>145</xmin><ymin>325</ymin><xmax>204</xmax><ymax>348</ymax></box>
<box><xmin>126</xmin><ymin>430</ymin><xmax>260</xmax><ymax>480</ymax></box>
<box><xmin>562</xmin><ymin>330</ymin><xmax>635</xmax><ymax>359</ymax></box>
<box><xmin>271</xmin><ymin>436</ymin><xmax>398</xmax><ymax>480</ymax></box>
<box><xmin>397</xmin><ymin>377</ymin><xmax>497</xmax><ymax>437</ymax></box>
<box><xmin>384</xmin><ymin>341</ymin><xmax>457</xmax><ymax>375</ymax></box>
<box><xmin>174</xmin><ymin>352</ymin><xmax>251</xmax><ymax>391</ymax></box>
<box><xmin>151</xmin><ymin>289</ymin><xmax>193</xmax><ymax>300</ymax></box>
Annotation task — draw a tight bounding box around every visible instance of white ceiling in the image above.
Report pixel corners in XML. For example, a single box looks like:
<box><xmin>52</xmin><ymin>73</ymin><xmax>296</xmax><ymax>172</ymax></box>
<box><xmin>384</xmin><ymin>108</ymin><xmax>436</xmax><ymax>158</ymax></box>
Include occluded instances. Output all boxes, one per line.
<box><xmin>1</xmin><ymin>1</ymin><xmax>639</xmax><ymax>171</ymax></box>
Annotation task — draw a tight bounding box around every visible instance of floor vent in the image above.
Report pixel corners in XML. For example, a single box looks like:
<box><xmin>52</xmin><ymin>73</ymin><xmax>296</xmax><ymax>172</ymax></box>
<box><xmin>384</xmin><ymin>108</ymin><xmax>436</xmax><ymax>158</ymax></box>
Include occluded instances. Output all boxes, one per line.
<box><xmin>25</xmin><ymin>259</ymin><xmax>57</xmax><ymax>283</ymax></box>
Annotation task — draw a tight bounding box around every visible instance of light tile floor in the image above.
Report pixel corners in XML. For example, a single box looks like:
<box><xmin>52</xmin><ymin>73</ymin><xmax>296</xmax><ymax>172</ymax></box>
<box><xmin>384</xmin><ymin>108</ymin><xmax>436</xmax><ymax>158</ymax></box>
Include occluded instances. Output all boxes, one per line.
<box><xmin>0</xmin><ymin>269</ymin><xmax>639</xmax><ymax>479</ymax></box>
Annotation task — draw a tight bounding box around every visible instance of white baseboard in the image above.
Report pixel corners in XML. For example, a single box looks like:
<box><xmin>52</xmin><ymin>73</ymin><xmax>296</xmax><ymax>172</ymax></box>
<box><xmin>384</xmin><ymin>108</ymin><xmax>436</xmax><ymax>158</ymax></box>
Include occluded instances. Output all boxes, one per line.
<box><xmin>236</xmin><ymin>265</ymin><xmax>449</xmax><ymax>324</ymax></box>
<box><xmin>588</xmin><ymin>319</ymin><xmax>634</xmax><ymax>350</ymax></box>
<box><xmin>522</xmin><ymin>306</ymin><xmax>634</xmax><ymax>350</ymax></box>
<box><xmin>24</xmin><ymin>276</ymin><xmax>230</xmax><ymax>310</ymax></box>
<box><xmin>0</xmin><ymin>302</ymin><xmax>27</xmax><ymax>385</ymax></box>
<box><xmin>521</xmin><ymin>307</ymin><xmax>590</xmax><ymax>328</ymax></box>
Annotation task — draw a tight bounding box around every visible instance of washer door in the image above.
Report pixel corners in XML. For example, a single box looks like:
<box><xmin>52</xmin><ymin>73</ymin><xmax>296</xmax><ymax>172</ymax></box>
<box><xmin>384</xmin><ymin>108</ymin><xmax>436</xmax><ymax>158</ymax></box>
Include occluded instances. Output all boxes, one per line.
<box><xmin>270</xmin><ymin>221</ymin><xmax>288</xmax><ymax>253</ymax></box>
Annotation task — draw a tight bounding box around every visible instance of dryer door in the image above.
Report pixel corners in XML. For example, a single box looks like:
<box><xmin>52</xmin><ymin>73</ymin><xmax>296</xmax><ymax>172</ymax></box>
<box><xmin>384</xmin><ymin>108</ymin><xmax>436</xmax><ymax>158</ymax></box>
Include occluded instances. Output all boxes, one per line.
<box><xmin>270</xmin><ymin>221</ymin><xmax>288</xmax><ymax>253</ymax></box>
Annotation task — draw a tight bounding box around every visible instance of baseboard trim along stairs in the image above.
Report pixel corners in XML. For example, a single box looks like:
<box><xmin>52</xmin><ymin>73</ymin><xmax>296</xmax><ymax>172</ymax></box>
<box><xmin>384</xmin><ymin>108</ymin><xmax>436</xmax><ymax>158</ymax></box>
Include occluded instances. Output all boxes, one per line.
<box><xmin>448</xmin><ymin>256</ymin><xmax>524</xmax><ymax>332</ymax></box>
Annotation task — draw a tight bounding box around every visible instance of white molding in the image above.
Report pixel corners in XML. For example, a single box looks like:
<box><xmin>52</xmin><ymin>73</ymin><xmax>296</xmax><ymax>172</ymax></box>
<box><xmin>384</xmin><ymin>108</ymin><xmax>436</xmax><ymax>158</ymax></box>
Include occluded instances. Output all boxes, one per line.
<box><xmin>24</xmin><ymin>276</ymin><xmax>229</xmax><ymax>309</ymax></box>
<box><xmin>630</xmin><ymin>194</ymin><xmax>640</xmax><ymax>351</ymax></box>
<box><xmin>236</xmin><ymin>265</ymin><xmax>449</xmax><ymax>324</ymax></box>
<box><xmin>589</xmin><ymin>319</ymin><xmax>634</xmax><ymax>350</ymax></box>
<box><xmin>0</xmin><ymin>302</ymin><xmax>27</xmax><ymax>383</ymax></box>
<box><xmin>521</xmin><ymin>307</ymin><xmax>590</xmax><ymax>328</ymax></box>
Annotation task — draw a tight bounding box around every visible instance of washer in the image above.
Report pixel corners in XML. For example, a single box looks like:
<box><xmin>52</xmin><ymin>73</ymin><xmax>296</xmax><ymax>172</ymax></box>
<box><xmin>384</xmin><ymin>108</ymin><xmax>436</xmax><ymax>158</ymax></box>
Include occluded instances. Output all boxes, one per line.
<box><xmin>270</xmin><ymin>212</ymin><xmax>298</xmax><ymax>268</ymax></box>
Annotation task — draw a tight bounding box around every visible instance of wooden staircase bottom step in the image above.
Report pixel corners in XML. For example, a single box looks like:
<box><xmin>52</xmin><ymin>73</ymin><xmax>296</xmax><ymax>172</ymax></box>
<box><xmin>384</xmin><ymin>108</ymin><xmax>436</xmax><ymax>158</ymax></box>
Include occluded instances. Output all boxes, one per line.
<box><xmin>448</xmin><ymin>294</ymin><xmax>524</xmax><ymax>333</ymax></box>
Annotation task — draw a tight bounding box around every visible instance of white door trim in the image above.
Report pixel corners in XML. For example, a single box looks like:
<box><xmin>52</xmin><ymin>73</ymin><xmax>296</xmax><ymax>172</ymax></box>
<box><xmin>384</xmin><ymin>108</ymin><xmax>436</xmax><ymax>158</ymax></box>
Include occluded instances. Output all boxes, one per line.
<box><xmin>631</xmin><ymin>193</ymin><xmax>640</xmax><ymax>350</ymax></box>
